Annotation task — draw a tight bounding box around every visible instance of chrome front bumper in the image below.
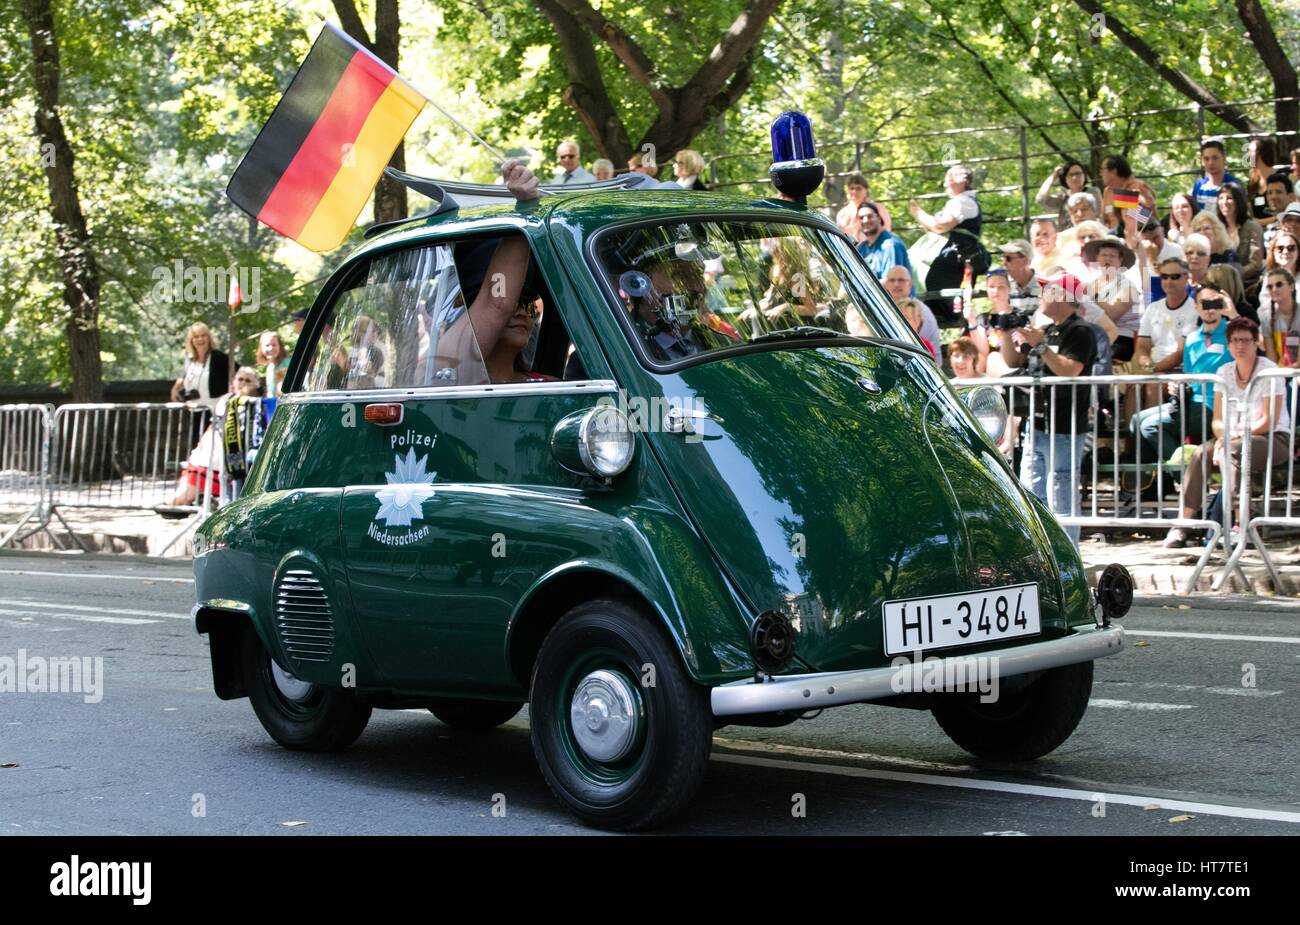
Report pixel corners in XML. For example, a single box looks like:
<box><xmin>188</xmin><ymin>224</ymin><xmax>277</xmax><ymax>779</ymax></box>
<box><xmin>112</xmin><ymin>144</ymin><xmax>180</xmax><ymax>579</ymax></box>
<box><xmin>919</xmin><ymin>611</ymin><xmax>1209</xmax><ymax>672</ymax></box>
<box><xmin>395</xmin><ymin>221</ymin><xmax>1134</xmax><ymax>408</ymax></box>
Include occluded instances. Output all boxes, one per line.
<box><xmin>710</xmin><ymin>625</ymin><xmax>1124</xmax><ymax>717</ymax></box>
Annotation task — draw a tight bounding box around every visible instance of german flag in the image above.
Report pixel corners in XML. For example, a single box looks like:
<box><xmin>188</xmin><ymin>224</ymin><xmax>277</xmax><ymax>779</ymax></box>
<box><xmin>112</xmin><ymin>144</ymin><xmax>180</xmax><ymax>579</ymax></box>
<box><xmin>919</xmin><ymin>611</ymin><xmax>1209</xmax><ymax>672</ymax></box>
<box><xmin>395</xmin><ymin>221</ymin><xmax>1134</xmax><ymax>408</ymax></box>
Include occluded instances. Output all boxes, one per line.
<box><xmin>1113</xmin><ymin>189</ymin><xmax>1140</xmax><ymax>210</ymax></box>
<box><xmin>227</xmin><ymin>23</ymin><xmax>426</xmax><ymax>252</ymax></box>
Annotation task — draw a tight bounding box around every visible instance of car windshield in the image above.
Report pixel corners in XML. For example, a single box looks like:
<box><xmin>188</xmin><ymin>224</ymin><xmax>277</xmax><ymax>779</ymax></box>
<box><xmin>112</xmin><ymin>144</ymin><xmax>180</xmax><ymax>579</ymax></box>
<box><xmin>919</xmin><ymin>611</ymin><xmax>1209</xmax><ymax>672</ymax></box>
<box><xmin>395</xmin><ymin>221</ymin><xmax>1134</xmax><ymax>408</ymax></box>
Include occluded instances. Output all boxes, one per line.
<box><xmin>594</xmin><ymin>219</ymin><xmax>914</xmax><ymax>365</ymax></box>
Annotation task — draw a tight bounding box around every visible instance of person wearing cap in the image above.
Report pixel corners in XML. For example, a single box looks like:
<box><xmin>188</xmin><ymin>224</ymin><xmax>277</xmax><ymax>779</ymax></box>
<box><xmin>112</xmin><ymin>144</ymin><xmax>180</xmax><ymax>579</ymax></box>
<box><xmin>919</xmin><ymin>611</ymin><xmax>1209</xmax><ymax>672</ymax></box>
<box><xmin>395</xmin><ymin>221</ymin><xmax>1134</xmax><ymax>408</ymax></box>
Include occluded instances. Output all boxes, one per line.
<box><xmin>997</xmin><ymin>239</ymin><xmax>1040</xmax><ymax>302</ymax></box>
<box><xmin>999</xmin><ymin>273</ymin><xmax>1098</xmax><ymax>544</ymax></box>
<box><xmin>855</xmin><ymin>201</ymin><xmax>911</xmax><ymax>281</ymax></box>
<box><xmin>1082</xmin><ymin>234</ymin><xmax>1143</xmax><ymax>362</ymax></box>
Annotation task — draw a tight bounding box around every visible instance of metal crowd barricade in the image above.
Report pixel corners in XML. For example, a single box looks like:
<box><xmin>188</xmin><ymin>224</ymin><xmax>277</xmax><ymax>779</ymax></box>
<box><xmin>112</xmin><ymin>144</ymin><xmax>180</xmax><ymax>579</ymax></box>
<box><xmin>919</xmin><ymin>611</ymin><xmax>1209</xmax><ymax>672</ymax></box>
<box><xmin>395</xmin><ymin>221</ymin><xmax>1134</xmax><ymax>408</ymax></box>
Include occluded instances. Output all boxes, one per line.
<box><xmin>1217</xmin><ymin>368</ymin><xmax>1300</xmax><ymax>592</ymax></box>
<box><xmin>46</xmin><ymin>402</ymin><xmax>217</xmax><ymax>553</ymax></box>
<box><xmin>956</xmin><ymin>371</ymin><xmax>1239</xmax><ymax>593</ymax></box>
<box><xmin>0</xmin><ymin>403</ymin><xmax>71</xmax><ymax>549</ymax></box>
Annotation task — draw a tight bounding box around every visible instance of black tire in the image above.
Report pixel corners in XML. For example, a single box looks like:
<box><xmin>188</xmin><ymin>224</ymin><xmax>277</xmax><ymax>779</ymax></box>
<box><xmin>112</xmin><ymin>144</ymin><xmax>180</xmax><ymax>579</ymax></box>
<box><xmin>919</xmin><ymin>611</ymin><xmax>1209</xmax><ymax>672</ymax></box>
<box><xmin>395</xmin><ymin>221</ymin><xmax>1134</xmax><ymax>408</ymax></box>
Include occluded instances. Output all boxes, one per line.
<box><xmin>242</xmin><ymin>628</ymin><xmax>372</xmax><ymax>751</ymax></box>
<box><xmin>428</xmin><ymin>698</ymin><xmax>523</xmax><ymax>730</ymax></box>
<box><xmin>931</xmin><ymin>660</ymin><xmax>1093</xmax><ymax>762</ymax></box>
<box><xmin>529</xmin><ymin>598</ymin><xmax>712</xmax><ymax>831</ymax></box>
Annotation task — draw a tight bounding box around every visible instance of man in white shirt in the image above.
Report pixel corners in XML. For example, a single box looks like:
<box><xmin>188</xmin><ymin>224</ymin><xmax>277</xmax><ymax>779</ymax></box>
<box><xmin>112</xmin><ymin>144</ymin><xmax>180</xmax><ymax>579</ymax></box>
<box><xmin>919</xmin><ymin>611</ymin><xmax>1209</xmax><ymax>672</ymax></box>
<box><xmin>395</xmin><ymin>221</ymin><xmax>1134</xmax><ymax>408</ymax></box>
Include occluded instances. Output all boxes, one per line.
<box><xmin>1134</xmin><ymin>257</ymin><xmax>1197</xmax><ymax>375</ymax></box>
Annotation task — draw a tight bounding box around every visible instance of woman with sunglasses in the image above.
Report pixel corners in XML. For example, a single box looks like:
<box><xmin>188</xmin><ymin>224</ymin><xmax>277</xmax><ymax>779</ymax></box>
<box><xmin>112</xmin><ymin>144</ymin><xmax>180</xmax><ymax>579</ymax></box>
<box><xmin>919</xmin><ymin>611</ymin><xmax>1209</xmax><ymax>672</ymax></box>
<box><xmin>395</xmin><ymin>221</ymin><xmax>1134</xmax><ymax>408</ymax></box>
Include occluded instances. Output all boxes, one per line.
<box><xmin>1260</xmin><ymin>231</ymin><xmax>1299</xmax><ymax>316</ymax></box>
<box><xmin>1260</xmin><ymin>268</ymin><xmax>1299</xmax><ymax>367</ymax></box>
<box><xmin>484</xmin><ymin>290</ymin><xmax>557</xmax><ymax>383</ymax></box>
<box><xmin>1165</xmin><ymin>316</ymin><xmax>1291</xmax><ymax>547</ymax></box>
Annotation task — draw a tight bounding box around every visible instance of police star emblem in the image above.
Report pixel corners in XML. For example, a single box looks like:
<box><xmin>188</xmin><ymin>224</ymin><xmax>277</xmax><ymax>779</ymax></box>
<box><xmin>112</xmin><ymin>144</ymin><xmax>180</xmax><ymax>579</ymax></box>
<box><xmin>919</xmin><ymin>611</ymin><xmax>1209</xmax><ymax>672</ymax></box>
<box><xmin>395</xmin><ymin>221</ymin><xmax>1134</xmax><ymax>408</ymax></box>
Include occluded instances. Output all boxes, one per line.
<box><xmin>374</xmin><ymin>448</ymin><xmax>437</xmax><ymax>527</ymax></box>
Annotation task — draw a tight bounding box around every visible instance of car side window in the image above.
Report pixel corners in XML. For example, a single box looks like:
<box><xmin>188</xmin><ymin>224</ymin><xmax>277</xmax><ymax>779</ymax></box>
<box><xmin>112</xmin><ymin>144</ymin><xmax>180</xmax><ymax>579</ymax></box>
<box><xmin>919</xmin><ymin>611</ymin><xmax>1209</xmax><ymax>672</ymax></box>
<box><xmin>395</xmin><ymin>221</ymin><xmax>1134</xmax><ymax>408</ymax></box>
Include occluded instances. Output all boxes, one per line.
<box><xmin>301</xmin><ymin>244</ymin><xmax>490</xmax><ymax>391</ymax></box>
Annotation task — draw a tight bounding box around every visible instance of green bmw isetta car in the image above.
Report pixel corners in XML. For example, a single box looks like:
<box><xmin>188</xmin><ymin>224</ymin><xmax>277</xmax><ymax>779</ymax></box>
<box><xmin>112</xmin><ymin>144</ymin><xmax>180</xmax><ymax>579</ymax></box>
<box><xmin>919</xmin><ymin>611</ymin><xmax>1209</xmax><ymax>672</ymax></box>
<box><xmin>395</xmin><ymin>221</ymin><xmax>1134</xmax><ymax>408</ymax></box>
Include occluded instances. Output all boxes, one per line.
<box><xmin>193</xmin><ymin>140</ymin><xmax>1132</xmax><ymax>830</ymax></box>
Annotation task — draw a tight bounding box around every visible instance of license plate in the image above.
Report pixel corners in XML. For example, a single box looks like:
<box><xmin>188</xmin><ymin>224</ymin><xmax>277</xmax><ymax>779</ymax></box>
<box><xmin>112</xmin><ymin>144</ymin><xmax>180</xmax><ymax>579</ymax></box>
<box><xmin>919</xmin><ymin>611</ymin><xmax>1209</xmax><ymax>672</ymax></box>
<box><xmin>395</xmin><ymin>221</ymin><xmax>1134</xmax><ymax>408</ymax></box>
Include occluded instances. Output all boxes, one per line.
<box><xmin>882</xmin><ymin>583</ymin><xmax>1041</xmax><ymax>656</ymax></box>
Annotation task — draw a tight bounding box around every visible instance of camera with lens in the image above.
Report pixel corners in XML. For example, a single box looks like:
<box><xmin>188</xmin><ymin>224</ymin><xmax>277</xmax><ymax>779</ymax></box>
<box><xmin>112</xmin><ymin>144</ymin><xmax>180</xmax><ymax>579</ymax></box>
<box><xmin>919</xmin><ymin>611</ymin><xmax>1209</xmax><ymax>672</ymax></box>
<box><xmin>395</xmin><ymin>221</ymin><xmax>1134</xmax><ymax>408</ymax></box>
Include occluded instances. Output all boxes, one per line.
<box><xmin>978</xmin><ymin>308</ymin><xmax>1034</xmax><ymax>331</ymax></box>
<box><xmin>180</xmin><ymin>388</ymin><xmax>200</xmax><ymax>401</ymax></box>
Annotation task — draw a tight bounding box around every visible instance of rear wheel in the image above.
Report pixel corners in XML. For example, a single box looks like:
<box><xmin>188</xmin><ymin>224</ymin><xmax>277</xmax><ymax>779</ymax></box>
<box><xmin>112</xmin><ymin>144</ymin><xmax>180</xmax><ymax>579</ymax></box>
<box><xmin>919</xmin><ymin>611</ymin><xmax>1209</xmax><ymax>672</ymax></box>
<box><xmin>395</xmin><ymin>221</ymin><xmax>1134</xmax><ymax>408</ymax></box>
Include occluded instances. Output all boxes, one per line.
<box><xmin>529</xmin><ymin>599</ymin><xmax>712</xmax><ymax>831</ymax></box>
<box><xmin>242</xmin><ymin>628</ymin><xmax>371</xmax><ymax>751</ymax></box>
<box><xmin>428</xmin><ymin>698</ymin><xmax>523</xmax><ymax>730</ymax></box>
<box><xmin>931</xmin><ymin>661</ymin><xmax>1093</xmax><ymax>761</ymax></box>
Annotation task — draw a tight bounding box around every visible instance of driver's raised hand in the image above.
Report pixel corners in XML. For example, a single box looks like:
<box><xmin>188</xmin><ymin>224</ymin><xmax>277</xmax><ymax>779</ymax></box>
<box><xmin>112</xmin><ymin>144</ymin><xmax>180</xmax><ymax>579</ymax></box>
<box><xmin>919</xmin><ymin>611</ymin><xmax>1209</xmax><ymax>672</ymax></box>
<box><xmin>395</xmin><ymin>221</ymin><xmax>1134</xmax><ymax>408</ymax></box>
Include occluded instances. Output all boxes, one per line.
<box><xmin>501</xmin><ymin>158</ymin><xmax>540</xmax><ymax>201</ymax></box>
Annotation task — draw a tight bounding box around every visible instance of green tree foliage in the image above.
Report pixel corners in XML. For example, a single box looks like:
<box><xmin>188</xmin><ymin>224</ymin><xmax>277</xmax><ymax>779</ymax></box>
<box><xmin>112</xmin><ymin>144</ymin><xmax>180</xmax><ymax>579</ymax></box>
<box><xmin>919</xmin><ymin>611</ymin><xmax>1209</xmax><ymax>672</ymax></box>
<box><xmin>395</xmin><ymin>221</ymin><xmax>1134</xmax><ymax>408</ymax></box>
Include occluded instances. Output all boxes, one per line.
<box><xmin>0</xmin><ymin>0</ymin><xmax>1296</xmax><ymax>387</ymax></box>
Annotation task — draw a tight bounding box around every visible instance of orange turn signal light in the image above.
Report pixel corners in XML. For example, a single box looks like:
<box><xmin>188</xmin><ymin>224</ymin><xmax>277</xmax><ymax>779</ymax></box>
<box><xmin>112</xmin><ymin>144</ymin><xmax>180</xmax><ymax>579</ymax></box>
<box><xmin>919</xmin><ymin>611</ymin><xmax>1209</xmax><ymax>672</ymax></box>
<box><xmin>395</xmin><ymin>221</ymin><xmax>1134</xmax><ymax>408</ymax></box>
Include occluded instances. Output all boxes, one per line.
<box><xmin>364</xmin><ymin>403</ymin><xmax>404</xmax><ymax>426</ymax></box>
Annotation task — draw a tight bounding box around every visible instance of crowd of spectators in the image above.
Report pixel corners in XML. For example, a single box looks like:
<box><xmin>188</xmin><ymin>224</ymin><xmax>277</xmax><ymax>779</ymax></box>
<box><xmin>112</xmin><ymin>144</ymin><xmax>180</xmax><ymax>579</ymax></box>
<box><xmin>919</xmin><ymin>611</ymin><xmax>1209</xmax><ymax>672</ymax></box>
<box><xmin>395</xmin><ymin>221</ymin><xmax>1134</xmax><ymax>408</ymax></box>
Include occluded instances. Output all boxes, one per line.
<box><xmin>835</xmin><ymin>137</ymin><xmax>1300</xmax><ymax>545</ymax></box>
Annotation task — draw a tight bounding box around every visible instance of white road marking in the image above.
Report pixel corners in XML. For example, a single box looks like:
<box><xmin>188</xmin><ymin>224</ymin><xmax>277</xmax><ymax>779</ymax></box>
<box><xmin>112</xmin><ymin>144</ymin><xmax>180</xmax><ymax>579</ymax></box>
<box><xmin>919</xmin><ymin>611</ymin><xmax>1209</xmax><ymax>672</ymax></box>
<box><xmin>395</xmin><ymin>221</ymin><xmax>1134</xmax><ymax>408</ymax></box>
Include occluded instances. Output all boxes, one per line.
<box><xmin>0</xmin><ymin>598</ymin><xmax>188</xmax><ymax>620</ymax></box>
<box><xmin>1088</xmin><ymin>698</ymin><xmax>1195</xmax><ymax>711</ymax></box>
<box><xmin>0</xmin><ymin>568</ymin><xmax>193</xmax><ymax>584</ymax></box>
<box><xmin>1098</xmin><ymin>680</ymin><xmax>1284</xmax><ymax>698</ymax></box>
<box><xmin>1203</xmin><ymin>687</ymin><xmax>1284</xmax><ymax>697</ymax></box>
<box><xmin>0</xmin><ymin>607</ymin><xmax>157</xmax><ymax>626</ymax></box>
<box><xmin>1126</xmin><ymin>628</ymin><xmax>1300</xmax><ymax>644</ymax></box>
<box><xmin>713</xmin><ymin>753</ymin><xmax>1300</xmax><ymax>824</ymax></box>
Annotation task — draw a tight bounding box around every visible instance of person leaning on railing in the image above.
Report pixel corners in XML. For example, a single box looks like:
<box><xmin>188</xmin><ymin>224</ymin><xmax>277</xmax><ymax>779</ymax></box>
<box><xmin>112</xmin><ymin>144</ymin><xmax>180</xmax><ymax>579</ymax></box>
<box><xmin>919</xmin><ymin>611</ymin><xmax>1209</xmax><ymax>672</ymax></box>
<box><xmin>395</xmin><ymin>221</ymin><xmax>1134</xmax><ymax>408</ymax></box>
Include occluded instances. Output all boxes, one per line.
<box><xmin>1164</xmin><ymin>316</ymin><xmax>1292</xmax><ymax>548</ymax></box>
<box><xmin>1130</xmin><ymin>281</ymin><xmax>1234</xmax><ymax>488</ymax></box>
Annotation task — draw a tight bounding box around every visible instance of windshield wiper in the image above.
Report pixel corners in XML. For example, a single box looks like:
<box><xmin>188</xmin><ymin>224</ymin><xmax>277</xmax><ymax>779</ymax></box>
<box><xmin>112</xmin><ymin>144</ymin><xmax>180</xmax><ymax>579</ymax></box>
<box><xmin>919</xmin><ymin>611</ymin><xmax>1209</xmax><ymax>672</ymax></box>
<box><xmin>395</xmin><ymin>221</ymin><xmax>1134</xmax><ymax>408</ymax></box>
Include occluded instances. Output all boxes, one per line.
<box><xmin>748</xmin><ymin>325</ymin><xmax>845</xmax><ymax>345</ymax></box>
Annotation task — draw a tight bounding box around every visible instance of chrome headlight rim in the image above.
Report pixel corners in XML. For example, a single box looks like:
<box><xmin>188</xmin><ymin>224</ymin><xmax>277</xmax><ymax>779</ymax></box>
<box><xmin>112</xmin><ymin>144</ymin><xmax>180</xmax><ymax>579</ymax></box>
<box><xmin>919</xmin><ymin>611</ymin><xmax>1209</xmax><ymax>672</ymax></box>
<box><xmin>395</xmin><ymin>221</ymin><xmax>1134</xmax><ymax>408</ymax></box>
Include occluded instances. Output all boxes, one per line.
<box><xmin>963</xmin><ymin>385</ymin><xmax>1009</xmax><ymax>444</ymax></box>
<box><xmin>575</xmin><ymin>405</ymin><xmax>635</xmax><ymax>478</ymax></box>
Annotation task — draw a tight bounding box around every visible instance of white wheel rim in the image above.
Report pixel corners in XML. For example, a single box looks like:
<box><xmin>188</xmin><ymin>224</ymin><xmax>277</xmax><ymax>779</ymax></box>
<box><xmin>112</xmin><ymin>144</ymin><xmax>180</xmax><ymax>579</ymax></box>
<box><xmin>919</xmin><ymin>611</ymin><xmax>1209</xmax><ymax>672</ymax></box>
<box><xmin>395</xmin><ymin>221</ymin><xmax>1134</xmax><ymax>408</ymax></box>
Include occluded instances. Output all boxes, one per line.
<box><xmin>270</xmin><ymin>660</ymin><xmax>315</xmax><ymax>702</ymax></box>
<box><xmin>570</xmin><ymin>669</ymin><xmax>640</xmax><ymax>763</ymax></box>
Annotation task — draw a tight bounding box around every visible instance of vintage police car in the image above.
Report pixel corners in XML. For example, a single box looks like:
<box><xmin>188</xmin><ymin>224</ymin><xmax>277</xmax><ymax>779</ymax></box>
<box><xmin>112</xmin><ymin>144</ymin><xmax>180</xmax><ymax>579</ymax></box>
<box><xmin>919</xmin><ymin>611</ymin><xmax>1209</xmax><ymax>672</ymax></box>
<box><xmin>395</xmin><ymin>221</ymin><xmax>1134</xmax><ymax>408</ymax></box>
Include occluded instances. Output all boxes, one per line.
<box><xmin>193</xmin><ymin>119</ymin><xmax>1132</xmax><ymax>830</ymax></box>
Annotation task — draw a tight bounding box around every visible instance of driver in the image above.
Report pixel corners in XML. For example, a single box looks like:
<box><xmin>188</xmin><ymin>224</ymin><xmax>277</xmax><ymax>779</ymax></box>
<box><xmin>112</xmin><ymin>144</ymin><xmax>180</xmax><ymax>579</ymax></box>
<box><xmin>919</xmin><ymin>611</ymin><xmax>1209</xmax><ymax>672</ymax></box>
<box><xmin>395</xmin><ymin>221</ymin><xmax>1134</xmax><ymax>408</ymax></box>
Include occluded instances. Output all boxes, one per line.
<box><xmin>615</xmin><ymin>230</ymin><xmax>739</xmax><ymax>361</ymax></box>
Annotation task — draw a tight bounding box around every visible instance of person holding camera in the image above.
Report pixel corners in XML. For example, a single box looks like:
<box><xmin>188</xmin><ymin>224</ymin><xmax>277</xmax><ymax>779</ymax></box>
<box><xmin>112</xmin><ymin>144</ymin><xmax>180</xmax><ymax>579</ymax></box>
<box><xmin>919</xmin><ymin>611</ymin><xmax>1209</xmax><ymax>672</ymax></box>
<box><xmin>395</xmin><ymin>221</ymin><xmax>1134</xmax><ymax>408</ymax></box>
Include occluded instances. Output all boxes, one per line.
<box><xmin>1000</xmin><ymin>275</ymin><xmax>1098</xmax><ymax>544</ymax></box>
<box><xmin>170</xmin><ymin>321</ymin><xmax>228</xmax><ymax>408</ymax></box>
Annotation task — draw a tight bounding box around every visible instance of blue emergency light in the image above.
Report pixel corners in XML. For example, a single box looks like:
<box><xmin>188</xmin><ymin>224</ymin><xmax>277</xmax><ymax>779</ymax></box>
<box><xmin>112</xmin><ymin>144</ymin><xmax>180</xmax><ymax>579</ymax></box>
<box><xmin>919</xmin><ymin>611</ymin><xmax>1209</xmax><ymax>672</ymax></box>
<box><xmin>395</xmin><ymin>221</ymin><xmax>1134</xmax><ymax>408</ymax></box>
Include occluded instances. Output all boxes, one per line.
<box><xmin>769</xmin><ymin>110</ymin><xmax>824</xmax><ymax>202</ymax></box>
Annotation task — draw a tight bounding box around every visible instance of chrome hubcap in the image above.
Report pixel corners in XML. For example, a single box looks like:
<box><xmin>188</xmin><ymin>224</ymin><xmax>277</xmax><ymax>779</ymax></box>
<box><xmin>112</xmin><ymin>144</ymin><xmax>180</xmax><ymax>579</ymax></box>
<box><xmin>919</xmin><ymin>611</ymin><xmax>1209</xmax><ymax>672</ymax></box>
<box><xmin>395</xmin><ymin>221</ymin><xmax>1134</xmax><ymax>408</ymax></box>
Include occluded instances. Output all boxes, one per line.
<box><xmin>270</xmin><ymin>660</ymin><xmax>314</xmax><ymax>702</ymax></box>
<box><xmin>570</xmin><ymin>669</ymin><xmax>639</xmax><ymax>763</ymax></box>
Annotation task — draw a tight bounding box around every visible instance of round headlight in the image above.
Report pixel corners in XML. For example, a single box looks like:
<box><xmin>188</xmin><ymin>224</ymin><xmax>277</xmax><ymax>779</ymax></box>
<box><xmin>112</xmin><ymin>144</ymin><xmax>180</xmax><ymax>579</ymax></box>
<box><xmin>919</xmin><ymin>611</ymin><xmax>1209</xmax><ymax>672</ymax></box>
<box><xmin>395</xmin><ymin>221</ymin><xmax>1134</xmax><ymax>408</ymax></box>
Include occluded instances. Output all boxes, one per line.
<box><xmin>580</xmin><ymin>406</ymin><xmax>635</xmax><ymax>477</ymax></box>
<box><xmin>964</xmin><ymin>386</ymin><xmax>1008</xmax><ymax>444</ymax></box>
<box><xmin>552</xmin><ymin>405</ymin><xmax>635</xmax><ymax>479</ymax></box>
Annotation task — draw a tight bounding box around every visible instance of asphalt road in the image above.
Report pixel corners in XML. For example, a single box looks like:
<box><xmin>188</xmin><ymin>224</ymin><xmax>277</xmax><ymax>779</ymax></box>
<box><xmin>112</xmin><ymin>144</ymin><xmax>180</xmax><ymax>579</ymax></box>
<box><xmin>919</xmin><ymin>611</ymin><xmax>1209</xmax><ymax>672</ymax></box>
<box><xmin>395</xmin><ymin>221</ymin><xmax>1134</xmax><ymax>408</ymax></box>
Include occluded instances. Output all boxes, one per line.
<box><xmin>2</xmin><ymin>551</ymin><xmax>1298</xmax><ymax>836</ymax></box>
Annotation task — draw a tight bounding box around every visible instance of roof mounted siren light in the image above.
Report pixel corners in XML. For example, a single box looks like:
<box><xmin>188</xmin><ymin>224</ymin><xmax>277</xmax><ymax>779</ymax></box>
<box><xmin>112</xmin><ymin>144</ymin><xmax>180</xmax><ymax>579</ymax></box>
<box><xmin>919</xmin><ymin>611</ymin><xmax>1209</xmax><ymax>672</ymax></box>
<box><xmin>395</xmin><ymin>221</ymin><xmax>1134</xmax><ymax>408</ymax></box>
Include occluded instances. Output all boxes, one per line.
<box><xmin>768</xmin><ymin>111</ymin><xmax>824</xmax><ymax>204</ymax></box>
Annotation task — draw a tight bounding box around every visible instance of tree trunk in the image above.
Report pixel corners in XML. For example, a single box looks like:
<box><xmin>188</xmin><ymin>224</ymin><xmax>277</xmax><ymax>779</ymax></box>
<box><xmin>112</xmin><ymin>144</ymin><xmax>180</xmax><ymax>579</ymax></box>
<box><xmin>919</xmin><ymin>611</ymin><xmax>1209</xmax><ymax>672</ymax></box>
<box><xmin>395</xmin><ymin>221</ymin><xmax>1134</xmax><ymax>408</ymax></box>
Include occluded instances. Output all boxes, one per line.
<box><xmin>1235</xmin><ymin>0</ymin><xmax>1299</xmax><ymax>138</ymax></box>
<box><xmin>334</xmin><ymin>0</ymin><xmax>407</xmax><ymax>222</ymax></box>
<box><xmin>23</xmin><ymin>0</ymin><xmax>102</xmax><ymax>402</ymax></box>
<box><xmin>535</xmin><ymin>0</ymin><xmax>777</xmax><ymax>166</ymax></box>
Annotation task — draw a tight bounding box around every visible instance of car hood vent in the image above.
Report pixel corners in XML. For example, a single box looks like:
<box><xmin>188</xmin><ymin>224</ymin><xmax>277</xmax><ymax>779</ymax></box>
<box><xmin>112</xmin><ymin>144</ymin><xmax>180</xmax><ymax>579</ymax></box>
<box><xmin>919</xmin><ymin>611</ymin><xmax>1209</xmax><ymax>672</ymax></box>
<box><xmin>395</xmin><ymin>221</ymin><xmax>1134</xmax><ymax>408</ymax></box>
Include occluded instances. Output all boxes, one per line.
<box><xmin>274</xmin><ymin>569</ymin><xmax>335</xmax><ymax>664</ymax></box>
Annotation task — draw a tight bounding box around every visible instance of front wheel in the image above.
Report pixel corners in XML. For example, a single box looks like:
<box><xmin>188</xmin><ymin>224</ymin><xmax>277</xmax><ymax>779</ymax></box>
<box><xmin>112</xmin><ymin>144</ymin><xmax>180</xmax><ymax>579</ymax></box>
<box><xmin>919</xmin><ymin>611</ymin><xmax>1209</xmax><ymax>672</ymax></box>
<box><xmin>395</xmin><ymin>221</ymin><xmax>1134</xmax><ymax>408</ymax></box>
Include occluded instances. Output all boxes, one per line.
<box><xmin>931</xmin><ymin>661</ymin><xmax>1093</xmax><ymax>761</ymax></box>
<box><xmin>242</xmin><ymin>628</ymin><xmax>372</xmax><ymax>751</ymax></box>
<box><xmin>529</xmin><ymin>599</ymin><xmax>713</xmax><ymax>831</ymax></box>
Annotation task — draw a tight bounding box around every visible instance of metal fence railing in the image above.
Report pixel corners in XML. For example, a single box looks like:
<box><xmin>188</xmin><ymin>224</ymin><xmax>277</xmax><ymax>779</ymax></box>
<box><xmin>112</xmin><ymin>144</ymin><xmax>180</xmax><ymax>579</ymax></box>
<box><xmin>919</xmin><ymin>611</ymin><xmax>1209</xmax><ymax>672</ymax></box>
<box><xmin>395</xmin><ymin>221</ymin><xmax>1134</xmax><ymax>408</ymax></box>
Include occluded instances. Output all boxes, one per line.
<box><xmin>955</xmin><ymin>370</ymin><xmax>1268</xmax><ymax>593</ymax></box>
<box><xmin>1217</xmin><ymin>368</ymin><xmax>1300</xmax><ymax>592</ymax></box>
<box><xmin>708</xmin><ymin>95</ymin><xmax>1300</xmax><ymax>241</ymax></box>
<box><xmin>0</xmin><ymin>403</ymin><xmax>66</xmax><ymax>549</ymax></box>
<box><xmin>0</xmin><ymin>402</ymin><xmax>226</xmax><ymax>554</ymax></box>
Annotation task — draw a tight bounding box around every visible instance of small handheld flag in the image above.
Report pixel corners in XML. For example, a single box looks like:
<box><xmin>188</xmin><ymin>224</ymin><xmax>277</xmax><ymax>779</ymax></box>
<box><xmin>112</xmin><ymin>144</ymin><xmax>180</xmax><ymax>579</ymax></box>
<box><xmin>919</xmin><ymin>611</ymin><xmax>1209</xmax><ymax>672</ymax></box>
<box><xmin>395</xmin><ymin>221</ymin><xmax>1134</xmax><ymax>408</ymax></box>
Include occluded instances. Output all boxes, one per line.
<box><xmin>226</xmin><ymin>23</ymin><xmax>427</xmax><ymax>252</ymax></box>
<box><xmin>228</xmin><ymin>277</ymin><xmax>243</xmax><ymax>312</ymax></box>
<box><xmin>1113</xmin><ymin>189</ymin><xmax>1140</xmax><ymax>210</ymax></box>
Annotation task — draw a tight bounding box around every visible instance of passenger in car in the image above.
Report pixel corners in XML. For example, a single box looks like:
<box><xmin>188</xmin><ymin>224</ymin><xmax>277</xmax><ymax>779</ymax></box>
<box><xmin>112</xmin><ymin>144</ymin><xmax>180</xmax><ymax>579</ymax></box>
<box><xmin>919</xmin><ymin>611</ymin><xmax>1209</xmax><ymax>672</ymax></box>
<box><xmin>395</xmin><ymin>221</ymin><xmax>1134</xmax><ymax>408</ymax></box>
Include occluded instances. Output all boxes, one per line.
<box><xmin>484</xmin><ymin>290</ymin><xmax>558</xmax><ymax>383</ymax></box>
